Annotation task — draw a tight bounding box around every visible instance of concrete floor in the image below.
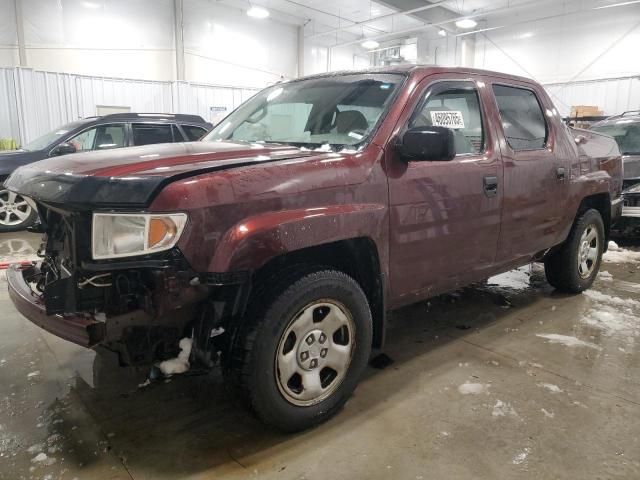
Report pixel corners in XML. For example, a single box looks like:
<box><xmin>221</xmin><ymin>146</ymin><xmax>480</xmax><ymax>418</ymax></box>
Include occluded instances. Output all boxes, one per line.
<box><xmin>1</xmin><ymin>232</ymin><xmax>640</xmax><ymax>480</ymax></box>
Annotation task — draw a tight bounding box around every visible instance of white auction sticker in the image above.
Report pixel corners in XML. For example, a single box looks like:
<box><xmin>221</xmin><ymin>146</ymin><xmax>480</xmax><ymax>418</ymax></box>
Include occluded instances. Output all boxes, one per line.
<box><xmin>429</xmin><ymin>110</ymin><xmax>465</xmax><ymax>129</ymax></box>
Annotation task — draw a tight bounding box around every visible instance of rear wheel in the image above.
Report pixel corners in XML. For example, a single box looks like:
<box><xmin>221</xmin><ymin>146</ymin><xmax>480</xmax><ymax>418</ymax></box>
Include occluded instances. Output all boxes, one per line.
<box><xmin>0</xmin><ymin>189</ymin><xmax>38</xmax><ymax>232</ymax></box>
<box><xmin>227</xmin><ymin>268</ymin><xmax>372</xmax><ymax>432</ymax></box>
<box><xmin>544</xmin><ymin>208</ymin><xmax>604</xmax><ymax>293</ymax></box>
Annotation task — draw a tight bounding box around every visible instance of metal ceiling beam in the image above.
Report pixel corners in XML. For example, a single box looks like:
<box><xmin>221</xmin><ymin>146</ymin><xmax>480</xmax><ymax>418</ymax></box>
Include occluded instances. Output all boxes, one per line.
<box><xmin>305</xmin><ymin>0</ymin><xmax>452</xmax><ymax>39</ymax></box>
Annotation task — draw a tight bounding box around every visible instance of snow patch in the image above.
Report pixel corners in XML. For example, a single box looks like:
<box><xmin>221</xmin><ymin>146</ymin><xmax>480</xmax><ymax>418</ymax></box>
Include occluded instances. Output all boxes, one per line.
<box><xmin>492</xmin><ymin>400</ymin><xmax>518</xmax><ymax>417</ymax></box>
<box><xmin>537</xmin><ymin>382</ymin><xmax>562</xmax><ymax>393</ymax></box>
<box><xmin>536</xmin><ymin>334</ymin><xmax>602</xmax><ymax>350</ymax></box>
<box><xmin>158</xmin><ymin>338</ymin><xmax>193</xmax><ymax>376</ymax></box>
<box><xmin>598</xmin><ymin>270</ymin><xmax>613</xmax><ymax>281</ymax></box>
<box><xmin>31</xmin><ymin>453</ymin><xmax>48</xmax><ymax>463</ymax></box>
<box><xmin>541</xmin><ymin>408</ymin><xmax>555</xmax><ymax>418</ymax></box>
<box><xmin>583</xmin><ymin>290</ymin><xmax>640</xmax><ymax>307</ymax></box>
<box><xmin>27</xmin><ymin>371</ymin><xmax>40</xmax><ymax>378</ymax></box>
<box><xmin>603</xmin><ymin>242</ymin><xmax>640</xmax><ymax>263</ymax></box>
<box><xmin>512</xmin><ymin>447</ymin><xmax>530</xmax><ymax>465</ymax></box>
<box><xmin>457</xmin><ymin>383</ymin><xmax>488</xmax><ymax>395</ymax></box>
<box><xmin>487</xmin><ymin>267</ymin><xmax>530</xmax><ymax>291</ymax></box>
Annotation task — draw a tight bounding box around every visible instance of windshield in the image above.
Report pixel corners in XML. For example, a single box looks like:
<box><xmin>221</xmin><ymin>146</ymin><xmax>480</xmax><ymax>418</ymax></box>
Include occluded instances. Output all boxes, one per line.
<box><xmin>21</xmin><ymin>121</ymin><xmax>87</xmax><ymax>151</ymax></box>
<box><xmin>204</xmin><ymin>73</ymin><xmax>404</xmax><ymax>150</ymax></box>
<box><xmin>592</xmin><ymin>121</ymin><xmax>640</xmax><ymax>155</ymax></box>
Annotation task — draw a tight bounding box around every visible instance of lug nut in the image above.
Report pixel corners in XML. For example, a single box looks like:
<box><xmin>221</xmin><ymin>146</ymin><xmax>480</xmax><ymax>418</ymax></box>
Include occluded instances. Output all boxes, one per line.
<box><xmin>300</xmin><ymin>351</ymin><xmax>309</xmax><ymax>361</ymax></box>
<box><xmin>318</xmin><ymin>333</ymin><xmax>326</xmax><ymax>344</ymax></box>
<box><xmin>310</xmin><ymin>359</ymin><xmax>318</xmax><ymax>368</ymax></box>
<box><xmin>306</xmin><ymin>334</ymin><xmax>315</xmax><ymax>345</ymax></box>
<box><xmin>320</xmin><ymin>348</ymin><xmax>328</xmax><ymax>358</ymax></box>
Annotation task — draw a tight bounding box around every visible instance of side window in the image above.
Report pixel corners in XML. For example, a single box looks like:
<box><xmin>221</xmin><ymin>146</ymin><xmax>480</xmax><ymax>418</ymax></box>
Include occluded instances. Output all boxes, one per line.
<box><xmin>132</xmin><ymin>123</ymin><xmax>174</xmax><ymax>146</ymax></box>
<box><xmin>492</xmin><ymin>85</ymin><xmax>547</xmax><ymax>151</ymax></box>
<box><xmin>410</xmin><ymin>84</ymin><xmax>484</xmax><ymax>155</ymax></box>
<box><xmin>68</xmin><ymin>124</ymin><xmax>125</xmax><ymax>151</ymax></box>
<box><xmin>181</xmin><ymin>125</ymin><xmax>207</xmax><ymax>141</ymax></box>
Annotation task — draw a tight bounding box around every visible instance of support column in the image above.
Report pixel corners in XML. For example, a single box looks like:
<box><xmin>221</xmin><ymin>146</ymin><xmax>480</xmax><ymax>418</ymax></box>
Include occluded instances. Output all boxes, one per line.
<box><xmin>14</xmin><ymin>0</ymin><xmax>27</xmax><ymax>66</ymax></box>
<box><xmin>174</xmin><ymin>0</ymin><xmax>185</xmax><ymax>81</ymax></box>
<box><xmin>297</xmin><ymin>26</ymin><xmax>305</xmax><ymax>78</ymax></box>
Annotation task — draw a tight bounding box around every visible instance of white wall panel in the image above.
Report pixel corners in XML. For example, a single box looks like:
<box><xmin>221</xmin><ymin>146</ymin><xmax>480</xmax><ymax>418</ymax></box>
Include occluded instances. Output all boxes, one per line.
<box><xmin>545</xmin><ymin>77</ymin><xmax>640</xmax><ymax>117</ymax></box>
<box><xmin>0</xmin><ymin>67</ymin><xmax>260</xmax><ymax>146</ymax></box>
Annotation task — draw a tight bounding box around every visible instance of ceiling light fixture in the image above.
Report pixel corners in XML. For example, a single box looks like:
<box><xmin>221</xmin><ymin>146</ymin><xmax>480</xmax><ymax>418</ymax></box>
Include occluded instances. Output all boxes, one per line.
<box><xmin>455</xmin><ymin>18</ymin><xmax>478</xmax><ymax>29</ymax></box>
<box><xmin>594</xmin><ymin>0</ymin><xmax>640</xmax><ymax>9</ymax></box>
<box><xmin>438</xmin><ymin>29</ymin><xmax>447</xmax><ymax>36</ymax></box>
<box><xmin>247</xmin><ymin>6</ymin><xmax>270</xmax><ymax>18</ymax></box>
<box><xmin>519</xmin><ymin>32</ymin><xmax>534</xmax><ymax>39</ymax></box>
<box><xmin>361</xmin><ymin>40</ymin><xmax>380</xmax><ymax>49</ymax></box>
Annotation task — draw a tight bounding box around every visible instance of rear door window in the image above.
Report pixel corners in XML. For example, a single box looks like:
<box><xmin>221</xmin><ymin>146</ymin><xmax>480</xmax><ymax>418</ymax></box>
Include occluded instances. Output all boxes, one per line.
<box><xmin>492</xmin><ymin>85</ymin><xmax>547</xmax><ymax>151</ymax></box>
<box><xmin>132</xmin><ymin>123</ymin><xmax>175</xmax><ymax>146</ymax></box>
<box><xmin>181</xmin><ymin>125</ymin><xmax>208</xmax><ymax>141</ymax></box>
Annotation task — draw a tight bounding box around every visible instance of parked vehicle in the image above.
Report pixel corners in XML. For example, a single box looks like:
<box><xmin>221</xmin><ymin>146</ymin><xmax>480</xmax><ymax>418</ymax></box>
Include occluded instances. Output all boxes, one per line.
<box><xmin>0</xmin><ymin>113</ymin><xmax>212</xmax><ymax>232</ymax></box>
<box><xmin>5</xmin><ymin>66</ymin><xmax>622</xmax><ymax>432</ymax></box>
<box><xmin>591</xmin><ymin>111</ymin><xmax>640</xmax><ymax>236</ymax></box>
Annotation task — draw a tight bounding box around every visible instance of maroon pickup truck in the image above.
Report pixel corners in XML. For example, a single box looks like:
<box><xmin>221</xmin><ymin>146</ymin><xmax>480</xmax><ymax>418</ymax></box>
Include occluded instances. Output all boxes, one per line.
<box><xmin>5</xmin><ymin>66</ymin><xmax>622</xmax><ymax>431</ymax></box>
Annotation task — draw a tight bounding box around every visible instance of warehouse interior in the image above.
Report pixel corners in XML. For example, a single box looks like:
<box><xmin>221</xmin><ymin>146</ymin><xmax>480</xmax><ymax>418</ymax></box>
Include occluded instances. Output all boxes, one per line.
<box><xmin>1</xmin><ymin>0</ymin><xmax>640</xmax><ymax>479</ymax></box>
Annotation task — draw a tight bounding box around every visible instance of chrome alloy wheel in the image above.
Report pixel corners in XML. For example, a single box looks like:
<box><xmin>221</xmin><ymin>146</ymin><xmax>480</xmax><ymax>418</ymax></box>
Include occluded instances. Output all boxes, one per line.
<box><xmin>275</xmin><ymin>300</ymin><xmax>355</xmax><ymax>406</ymax></box>
<box><xmin>577</xmin><ymin>224</ymin><xmax>599</xmax><ymax>278</ymax></box>
<box><xmin>0</xmin><ymin>189</ymin><xmax>33</xmax><ymax>227</ymax></box>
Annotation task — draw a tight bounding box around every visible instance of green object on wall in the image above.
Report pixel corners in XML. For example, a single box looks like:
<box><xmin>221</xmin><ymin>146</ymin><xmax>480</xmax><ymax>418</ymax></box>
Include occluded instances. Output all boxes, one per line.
<box><xmin>0</xmin><ymin>139</ymin><xmax>18</xmax><ymax>150</ymax></box>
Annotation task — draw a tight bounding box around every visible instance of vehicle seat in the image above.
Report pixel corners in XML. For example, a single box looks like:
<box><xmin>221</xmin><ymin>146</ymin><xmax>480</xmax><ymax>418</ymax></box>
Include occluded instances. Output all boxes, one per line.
<box><xmin>335</xmin><ymin>110</ymin><xmax>369</xmax><ymax>135</ymax></box>
<box><xmin>96</xmin><ymin>132</ymin><xmax>114</xmax><ymax>149</ymax></box>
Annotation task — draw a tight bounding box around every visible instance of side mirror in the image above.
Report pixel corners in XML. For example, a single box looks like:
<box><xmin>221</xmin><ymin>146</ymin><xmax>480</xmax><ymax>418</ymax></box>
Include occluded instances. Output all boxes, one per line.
<box><xmin>396</xmin><ymin>126</ymin><xmax>456</xmax><ymax>161</ymax></box>
<box><xmin>51</xmin><ymin>142</ymin><xmax>76</xmax><ymax>156</ymax></box>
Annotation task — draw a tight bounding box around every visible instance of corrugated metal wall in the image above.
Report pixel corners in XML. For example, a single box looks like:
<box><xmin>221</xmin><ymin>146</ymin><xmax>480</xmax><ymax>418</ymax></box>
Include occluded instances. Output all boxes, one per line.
<box><xmin>544</xmin><ymin>76</ymin><xmax>640</xmax><ymax>117</ymax></box>
<box><xmin>0</xmin><ymin>67</ymin><xmax>259</xmax><ymax>146</ymax></box>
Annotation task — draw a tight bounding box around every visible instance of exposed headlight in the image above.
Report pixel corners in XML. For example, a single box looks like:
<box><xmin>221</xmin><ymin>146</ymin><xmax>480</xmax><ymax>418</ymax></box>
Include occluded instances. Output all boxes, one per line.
<box><xmin>92</xmin><ymin>213</ymin><xmax>187</xmax><ymax>260</ymax></box>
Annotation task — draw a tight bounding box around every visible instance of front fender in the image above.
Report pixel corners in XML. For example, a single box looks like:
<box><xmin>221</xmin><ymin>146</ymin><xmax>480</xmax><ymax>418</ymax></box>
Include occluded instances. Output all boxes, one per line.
<box><xmin>209</xmin><ymin>203</ymin><xmax>387</xmax><ymax>272</ymax></box>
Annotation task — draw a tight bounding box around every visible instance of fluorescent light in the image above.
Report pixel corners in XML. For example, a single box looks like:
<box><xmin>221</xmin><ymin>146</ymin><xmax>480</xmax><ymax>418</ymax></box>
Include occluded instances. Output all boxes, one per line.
<box><xmin>519</xmin><ymin>32</ymin><xmax>534</xmax><ymax>39</ymax></box>
<box><xmin>361</xmin><ymin>40</ymin><xmax>380</xmax><ymax>49</ymax></box>
<box><xmin>455</xmin><ymin>18</ymin><xmax>478</xmax><ymax>29</ymax></box>
<box><xmin>594</xmin><ymin>0</ymin><xmax>640</xmax><ymax>9</ymax></box>
<box><xmin>82</xmin><ymin>1</ymin><xmax>100</xmax><ymax>8</ymax></box>
<box><xmin>438</xmin><ymin>29</ymin><xmax>447</xmax><ymax>37</ymax></box>
<box><xmin>247</xmin><ymin>6</ymin><xmax>270</xmax><ymax>18</ymax></box>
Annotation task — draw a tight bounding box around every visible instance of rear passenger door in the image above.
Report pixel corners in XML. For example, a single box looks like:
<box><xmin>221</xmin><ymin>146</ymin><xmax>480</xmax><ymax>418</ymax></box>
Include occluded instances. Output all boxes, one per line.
<box><xmin>491</xmin><ymin>83</ymin><xmax>567</xmax><ymax>264</ymax></box>
<box><xmin>131</xmin><ymin>123</ymin><xmax>179</xmax><ymax>146</ymax></box>
<box><xmin>180</xmin><ymin>124</ymin><xmax>209</xmax><ymax>141</ymax></box>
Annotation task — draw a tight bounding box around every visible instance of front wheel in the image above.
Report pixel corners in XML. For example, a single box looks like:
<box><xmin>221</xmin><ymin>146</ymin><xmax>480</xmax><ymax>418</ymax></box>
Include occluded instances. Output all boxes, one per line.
<box><xmin>544</xmin><ymin>208</ymin><xmax>604</xmax><ymax>293</ymax></box>
<box><xmin>0</xmin><ymin>189</ymin><xmax>38</xmax><ymax>232</ymax></box>
<box><xmin>227</xmin><ymin>269</ymin><xmax>372</xmax><ymax>432</ymax></box>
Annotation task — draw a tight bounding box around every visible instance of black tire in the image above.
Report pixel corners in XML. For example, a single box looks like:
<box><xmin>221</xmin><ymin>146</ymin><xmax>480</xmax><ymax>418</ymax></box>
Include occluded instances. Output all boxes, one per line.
<box><xmin>227</xmin><ymin>268</ymin><xmax>372</xmax><ymax>432</ymax></box>
<box><xmin>544</xmin><ymin>208</ymin><xmax>604</xmax><ymax>293</ymax></box>
<box><xmin>0</xmin><ymin>188</ymin><xmax>38</xmax><ymax>233</ymax></box>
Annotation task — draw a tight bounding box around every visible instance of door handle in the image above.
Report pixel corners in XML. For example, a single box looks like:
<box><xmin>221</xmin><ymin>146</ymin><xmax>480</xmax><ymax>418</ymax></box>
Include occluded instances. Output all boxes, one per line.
<box><xmin>556</xmin><ymin>167</ymin><xmax>566</xmax><ymax>181</ymax></box>
<box><xmin>483</xmin><ymin>175</ymin><xmax>498</xmax><ymax>197</ymax></box>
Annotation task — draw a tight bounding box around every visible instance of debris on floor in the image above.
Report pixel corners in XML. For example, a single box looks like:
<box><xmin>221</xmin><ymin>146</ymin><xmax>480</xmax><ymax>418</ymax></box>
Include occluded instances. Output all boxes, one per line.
<box><xmin>158</xmin><ymin>338</ymin><xmax>193</xmax><ymax>376</ymax></box>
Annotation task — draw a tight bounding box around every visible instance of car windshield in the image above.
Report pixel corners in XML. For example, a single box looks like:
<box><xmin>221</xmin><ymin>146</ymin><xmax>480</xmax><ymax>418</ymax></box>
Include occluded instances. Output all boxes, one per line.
<box><xmin>592</xmin><ymin>120</ymin><xmax>640</xmax><ymax>155</ymax></box>
<box><xmin>21</xmin><ymin>121</ymin><xmax>87</xmax><ymax>151</ymax></box>
<box><xmin>204</xmin><ymin>73</ymin><xmax>404</xmax><ymax>150</ymax></box>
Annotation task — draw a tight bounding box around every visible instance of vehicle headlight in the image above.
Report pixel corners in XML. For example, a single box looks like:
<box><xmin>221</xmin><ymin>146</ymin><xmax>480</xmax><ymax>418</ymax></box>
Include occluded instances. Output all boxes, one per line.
<box><xmin>92</xmin><ymin>213</ymin><xmax>187</xmax><ymax>260</ymax></box>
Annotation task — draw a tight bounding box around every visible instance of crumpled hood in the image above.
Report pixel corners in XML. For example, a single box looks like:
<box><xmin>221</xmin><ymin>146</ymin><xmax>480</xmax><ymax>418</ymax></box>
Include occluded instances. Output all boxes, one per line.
<box><xmin>3</xmin><ymin>141</ymin><xmax>317</xmax><ymax>208</ymax></box>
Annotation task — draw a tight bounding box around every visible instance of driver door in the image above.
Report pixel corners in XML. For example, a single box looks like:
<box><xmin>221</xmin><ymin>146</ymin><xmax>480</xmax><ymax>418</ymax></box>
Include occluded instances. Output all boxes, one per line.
<box><xmin>386</xmin><ymin>78</ymin><xmax>503</xmax><ymax>306</ymax></box>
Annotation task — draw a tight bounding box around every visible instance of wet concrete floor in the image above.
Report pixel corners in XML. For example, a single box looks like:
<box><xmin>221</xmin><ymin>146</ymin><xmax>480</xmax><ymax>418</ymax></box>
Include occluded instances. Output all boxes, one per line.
<box><xmin>1</xmin><ymin>231</ymin><xmax>639</xmax><ymax>479</ymax></box>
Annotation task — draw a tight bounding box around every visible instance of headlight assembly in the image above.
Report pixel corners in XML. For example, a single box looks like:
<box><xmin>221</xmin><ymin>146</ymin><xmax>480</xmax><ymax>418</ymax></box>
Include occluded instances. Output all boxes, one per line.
<box><xmin>92</xmin><ymin>213</ymin><xmax>187</xmax><ymax>260</ymax></box>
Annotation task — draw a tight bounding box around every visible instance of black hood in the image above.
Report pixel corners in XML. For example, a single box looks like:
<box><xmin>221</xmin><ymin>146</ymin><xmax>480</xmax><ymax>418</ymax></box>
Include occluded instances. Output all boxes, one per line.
<box><xmin>0</xmin><ymin>150</ymin><xmax>46</xmax><ymax>177</ymax></box>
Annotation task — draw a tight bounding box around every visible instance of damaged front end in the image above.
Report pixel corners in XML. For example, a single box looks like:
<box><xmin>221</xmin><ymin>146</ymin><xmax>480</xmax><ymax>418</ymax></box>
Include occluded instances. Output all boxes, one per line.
<box><xmin>8</xmin><ymin>202</ymin><xmax>244</xmax><ymax>368</ymax></box>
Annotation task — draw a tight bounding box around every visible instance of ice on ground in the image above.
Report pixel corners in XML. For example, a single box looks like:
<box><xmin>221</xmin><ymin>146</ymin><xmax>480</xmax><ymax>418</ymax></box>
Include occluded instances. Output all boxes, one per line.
<box><xmin>487</xmin><ymin>266</ymin><xmax>530</xmax><ymax>291</ymax></box>
<box><xmin>458</xmin><ymin>383</ymin><xmax>488</xmax><ymax>395</ymax></box>
<box><xmin>536</xmin><ymin>334</ymin><xmax>602</xmax><ymax>350</ymax></box>
<box><xmin>537</xmin><ymin>382</ymin><xmax>562</xmax><ymax>393</ymax></box>
<box><xmin>512</xmin><ymin>447</ymin><xmax>530</xmax><ymax>465</ymax></box>
<box><xmin>158</xmin><ymin>338</ymin><xmax>193</xmax><ymax>376</ymax></box>
<box><xmin>26</xmin><ymin>444</ymin><xmax>43</xmax><ymax>454</ymax></box>
<box><xmin>492</xmin><ymin>400</ymin><xmax>518</xmax><ymax>417</ymax></box>
<box><xmin>27</xmin><ymin>371</ymin><xmax>40</xmax><ymax>378</ymax></box>
<box><xmin>541</xmin><ymin>408</ymin><xmax>555</xmax><ymax>418</ymax></box>
<box><xmin>583</xmin><ymin>290</ymin><xmax>640</xmax><ymax>307</ymax></box>
<box><xmin>603</xmin><ymin>242</ymin><xmax>640</xmax><ymax>263</ymax></box>
<box><xmin>31</xmin><ymin>453</ymin><xmax>48</xmax><ymax>462</ymax></box>
<box><xmin>598</xmin><ymin>270</ymin><xmax>613</xmax><ymax>281</ymax></box>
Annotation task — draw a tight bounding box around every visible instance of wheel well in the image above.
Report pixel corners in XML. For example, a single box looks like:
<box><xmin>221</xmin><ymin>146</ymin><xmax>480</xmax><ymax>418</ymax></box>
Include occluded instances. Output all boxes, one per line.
<box><xmin>577</xmin><ymin>193</ymin><xmax>611</xmax><ymax>249</ymax></box>
<box><xmin>252</xmin><ymin>238</ymin><xmax>386</xmax><ymax>349</ymax></box>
